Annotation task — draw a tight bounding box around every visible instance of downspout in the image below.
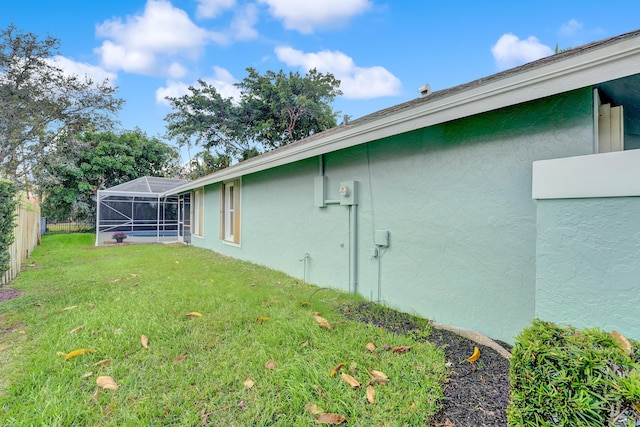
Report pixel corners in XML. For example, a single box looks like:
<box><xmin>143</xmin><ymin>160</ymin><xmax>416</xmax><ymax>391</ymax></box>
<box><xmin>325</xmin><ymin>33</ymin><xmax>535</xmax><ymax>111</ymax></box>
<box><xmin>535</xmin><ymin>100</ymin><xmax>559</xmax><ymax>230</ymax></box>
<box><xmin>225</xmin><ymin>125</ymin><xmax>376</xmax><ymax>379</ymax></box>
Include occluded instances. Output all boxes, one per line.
<box><xmin>349</xmin><ymin>204</ymin><xmax>358</xmax><ymax>294</ymax></box>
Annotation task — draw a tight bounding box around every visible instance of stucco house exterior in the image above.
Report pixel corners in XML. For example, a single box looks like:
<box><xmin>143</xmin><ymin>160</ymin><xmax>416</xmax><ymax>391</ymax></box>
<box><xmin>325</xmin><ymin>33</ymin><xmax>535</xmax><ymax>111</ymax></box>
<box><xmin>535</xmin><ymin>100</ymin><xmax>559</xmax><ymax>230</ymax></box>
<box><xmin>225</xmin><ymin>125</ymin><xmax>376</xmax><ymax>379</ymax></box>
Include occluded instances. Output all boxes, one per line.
<box><xmin>166</xmin><ymin>29</ymin><xmax>640</xmax><ymax>343</ymax></box>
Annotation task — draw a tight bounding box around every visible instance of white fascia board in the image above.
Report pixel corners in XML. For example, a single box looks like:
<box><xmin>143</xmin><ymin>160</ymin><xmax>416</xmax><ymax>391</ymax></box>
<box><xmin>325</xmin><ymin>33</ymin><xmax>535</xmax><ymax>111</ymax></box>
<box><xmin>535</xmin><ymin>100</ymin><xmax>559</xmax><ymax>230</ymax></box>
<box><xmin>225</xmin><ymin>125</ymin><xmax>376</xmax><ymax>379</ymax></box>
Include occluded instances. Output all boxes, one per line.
<box><xmin>165</xmin><ymin>37</ymin><xmax>640</xmax><ymax>197</ymax></box>
<box><xmin>533</xmin><ymin>149</ymin><xmax>640</xmax><ymax>199</ymax></box>
<box><xmin>98</xmin><ymin>190</ymin><xmax>164</xmax><ymax>198</ymax></box>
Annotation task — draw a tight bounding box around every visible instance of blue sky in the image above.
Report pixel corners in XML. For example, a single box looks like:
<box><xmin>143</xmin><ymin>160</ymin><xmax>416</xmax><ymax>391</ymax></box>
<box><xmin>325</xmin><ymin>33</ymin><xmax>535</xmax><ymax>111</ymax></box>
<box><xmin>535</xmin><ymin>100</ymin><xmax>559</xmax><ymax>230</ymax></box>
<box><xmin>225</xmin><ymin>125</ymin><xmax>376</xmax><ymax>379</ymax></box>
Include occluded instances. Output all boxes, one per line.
<box><xmin>2</xmin><ymin>0</ymin><xmax>640</xmax><ymax>154</ymax></box>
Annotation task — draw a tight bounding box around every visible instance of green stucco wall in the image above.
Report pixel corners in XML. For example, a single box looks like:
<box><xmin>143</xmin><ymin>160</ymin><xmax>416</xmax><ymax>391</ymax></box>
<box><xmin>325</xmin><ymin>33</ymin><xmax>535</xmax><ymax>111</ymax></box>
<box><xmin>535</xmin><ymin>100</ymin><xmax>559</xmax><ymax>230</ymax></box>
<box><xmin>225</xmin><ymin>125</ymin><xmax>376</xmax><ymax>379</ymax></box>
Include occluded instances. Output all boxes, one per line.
<box><xmin>192</xmin><ymin>88</ymin><xmax>594</xmax><ymax>343</ymax></box>
<box><xmin>536</xmin><ymin>197</ymin><xmax>640</xmax><ymax>340</ymax></box>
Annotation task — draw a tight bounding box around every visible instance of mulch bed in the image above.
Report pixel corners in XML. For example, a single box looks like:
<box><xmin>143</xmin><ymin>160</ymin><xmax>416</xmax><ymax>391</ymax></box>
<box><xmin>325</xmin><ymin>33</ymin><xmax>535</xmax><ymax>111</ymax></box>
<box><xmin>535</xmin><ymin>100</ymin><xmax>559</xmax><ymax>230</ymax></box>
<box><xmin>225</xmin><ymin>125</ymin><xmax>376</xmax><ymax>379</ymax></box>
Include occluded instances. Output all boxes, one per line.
<box><xmin>343</xmin><ymin>302</ymin><xmax>510</xmax><ymax>427</ymax></box>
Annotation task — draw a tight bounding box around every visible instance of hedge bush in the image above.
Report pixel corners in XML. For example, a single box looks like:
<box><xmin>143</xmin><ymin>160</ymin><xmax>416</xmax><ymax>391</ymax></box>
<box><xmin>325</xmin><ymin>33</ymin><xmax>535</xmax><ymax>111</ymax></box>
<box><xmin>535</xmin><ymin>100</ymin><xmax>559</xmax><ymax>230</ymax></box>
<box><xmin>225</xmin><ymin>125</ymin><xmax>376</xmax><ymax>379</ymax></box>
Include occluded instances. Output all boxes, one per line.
<box><xmin>508</xmin><ymin>319</ymin><xmax>640</xmax><ymax>426</ymax></box>
<box><xmin>0</xmin><ymin>179</ymin><xmax>18</xmax><ymax>276</ymax></box>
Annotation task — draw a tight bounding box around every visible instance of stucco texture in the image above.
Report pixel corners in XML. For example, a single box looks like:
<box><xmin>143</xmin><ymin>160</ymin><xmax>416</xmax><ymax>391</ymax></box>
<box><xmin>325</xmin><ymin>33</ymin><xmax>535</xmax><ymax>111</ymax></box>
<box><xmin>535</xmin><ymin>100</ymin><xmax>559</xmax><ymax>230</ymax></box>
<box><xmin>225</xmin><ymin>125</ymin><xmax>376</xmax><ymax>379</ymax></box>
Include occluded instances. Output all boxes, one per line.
<box><xmin>536</xmin><ymin>197</ymin><xmax>640</xmax><ymax>340</ymax></box>
<box><xmin>192</xmin><ymin>88</ymin><xmax>594</xmax><ymax>343</ymax></box>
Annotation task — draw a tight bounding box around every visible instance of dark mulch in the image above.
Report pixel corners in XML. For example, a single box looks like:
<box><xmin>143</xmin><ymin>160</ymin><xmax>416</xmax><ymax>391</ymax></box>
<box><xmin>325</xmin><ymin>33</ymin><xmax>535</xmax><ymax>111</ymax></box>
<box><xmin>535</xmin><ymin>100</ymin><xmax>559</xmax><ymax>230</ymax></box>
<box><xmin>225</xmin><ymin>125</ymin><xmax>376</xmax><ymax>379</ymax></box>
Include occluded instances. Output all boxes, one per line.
<box><xmin>343</xmin><ymin>302</ymin><xmax>510</xmax><ymax>427</ymax></box>
<box><xmin>0</xmin><ymin>288</ymin><xmax>19</xmax><ymax>303</ymax></box>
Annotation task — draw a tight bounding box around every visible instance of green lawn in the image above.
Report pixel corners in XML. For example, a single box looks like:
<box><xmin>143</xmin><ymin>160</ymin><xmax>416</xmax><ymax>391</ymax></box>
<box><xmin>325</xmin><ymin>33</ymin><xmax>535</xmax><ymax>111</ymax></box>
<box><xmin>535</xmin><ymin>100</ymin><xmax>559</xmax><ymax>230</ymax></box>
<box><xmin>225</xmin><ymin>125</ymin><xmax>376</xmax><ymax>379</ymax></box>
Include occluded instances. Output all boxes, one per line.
<box><xmin>0</xmin><ymin>234</ymin><xmax>445</xmax><ymax>426</ymax></box>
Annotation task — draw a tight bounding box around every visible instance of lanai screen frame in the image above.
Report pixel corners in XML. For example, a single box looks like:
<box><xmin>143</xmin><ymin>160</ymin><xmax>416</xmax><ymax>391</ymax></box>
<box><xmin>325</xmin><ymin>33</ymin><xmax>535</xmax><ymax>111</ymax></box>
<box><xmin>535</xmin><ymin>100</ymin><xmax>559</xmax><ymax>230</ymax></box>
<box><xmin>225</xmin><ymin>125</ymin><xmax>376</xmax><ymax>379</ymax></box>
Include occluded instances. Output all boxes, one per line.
<box><xmin>95</xmin><ymin>177</ymin><xmax>189</xmax><ymax>246</ymax></box>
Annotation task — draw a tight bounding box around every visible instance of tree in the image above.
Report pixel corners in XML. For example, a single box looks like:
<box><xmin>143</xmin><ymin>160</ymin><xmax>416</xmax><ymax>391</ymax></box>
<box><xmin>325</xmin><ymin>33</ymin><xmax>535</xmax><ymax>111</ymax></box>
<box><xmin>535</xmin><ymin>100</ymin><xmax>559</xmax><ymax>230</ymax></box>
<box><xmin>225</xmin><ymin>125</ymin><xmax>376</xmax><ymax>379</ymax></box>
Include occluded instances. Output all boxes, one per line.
<box><xmin>164</xmin><ymin>67</ymin><xmax>342</xmax><ymax>167</ymax></box>
<box><xmin>34</xmin><ymin>129</ymin><xmax>180</xmax><ymax>222</ymax></box>
<box><xmin>0</xmin><ymin>24</ymin><xmax>124</xmax><ymax>191</ymax></box>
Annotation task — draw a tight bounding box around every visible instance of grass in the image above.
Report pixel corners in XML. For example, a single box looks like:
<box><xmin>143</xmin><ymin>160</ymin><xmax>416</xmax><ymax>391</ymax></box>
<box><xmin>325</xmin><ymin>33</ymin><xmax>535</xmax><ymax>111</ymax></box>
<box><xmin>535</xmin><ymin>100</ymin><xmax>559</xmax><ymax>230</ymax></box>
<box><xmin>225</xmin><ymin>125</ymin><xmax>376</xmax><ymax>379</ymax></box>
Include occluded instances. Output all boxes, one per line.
<box><xmin>0</xmin><ymin>234</ymin><xmax>445</xmax><ymax>426</ymax></box>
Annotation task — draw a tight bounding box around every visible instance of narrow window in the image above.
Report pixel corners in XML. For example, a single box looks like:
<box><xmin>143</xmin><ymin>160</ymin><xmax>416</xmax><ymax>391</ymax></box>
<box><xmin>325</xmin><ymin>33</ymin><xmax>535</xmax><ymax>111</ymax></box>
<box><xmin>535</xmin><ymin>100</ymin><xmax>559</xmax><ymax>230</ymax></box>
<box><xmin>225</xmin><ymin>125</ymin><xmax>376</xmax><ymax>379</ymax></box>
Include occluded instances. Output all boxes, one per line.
<box><xmin>191</xmin><ymin>189</ymin><xmax>204</xmax><ymax>236</ymax></box>
<box><xmin>220</xmin><ymin>179</ymin><xmax>240</xmax><ymax>244</ymax></box>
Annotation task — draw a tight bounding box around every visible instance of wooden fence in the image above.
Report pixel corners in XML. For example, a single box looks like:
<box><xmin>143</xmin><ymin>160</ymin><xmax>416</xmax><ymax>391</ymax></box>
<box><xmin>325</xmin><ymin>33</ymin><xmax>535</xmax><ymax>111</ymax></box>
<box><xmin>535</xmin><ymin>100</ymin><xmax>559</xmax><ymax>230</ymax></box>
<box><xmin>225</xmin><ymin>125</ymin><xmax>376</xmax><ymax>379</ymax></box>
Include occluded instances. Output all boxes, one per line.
<box><xmin>1</xmin><ymin>196</ymin><xmax>41</xmax><ymax>286</ymax></box>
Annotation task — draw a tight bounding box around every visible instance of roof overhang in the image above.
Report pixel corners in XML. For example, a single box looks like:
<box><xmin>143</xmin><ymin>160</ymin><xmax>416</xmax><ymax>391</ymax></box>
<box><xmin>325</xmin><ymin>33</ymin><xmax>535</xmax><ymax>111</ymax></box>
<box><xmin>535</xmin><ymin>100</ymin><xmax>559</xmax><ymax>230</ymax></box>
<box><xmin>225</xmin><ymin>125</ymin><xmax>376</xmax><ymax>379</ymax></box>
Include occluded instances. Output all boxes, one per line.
<box><xmin>165</xmin><ymin>30</ymin><xmax>640</xmax><ymax>196</ymax></box>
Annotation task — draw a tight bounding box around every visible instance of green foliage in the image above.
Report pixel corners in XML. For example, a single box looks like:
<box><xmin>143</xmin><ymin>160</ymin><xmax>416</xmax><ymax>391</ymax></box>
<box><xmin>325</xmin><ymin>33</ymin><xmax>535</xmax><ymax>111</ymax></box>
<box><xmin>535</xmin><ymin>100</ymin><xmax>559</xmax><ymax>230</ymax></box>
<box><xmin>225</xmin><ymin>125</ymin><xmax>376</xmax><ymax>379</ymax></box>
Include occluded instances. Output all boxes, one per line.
<box><xmin>0</xmin><ymin>179</ymin><xmax>18</xmax><ymax>275</ymax></box>
<box><xmin>0</xmin><ymin>234</ymin><xmax>446</xmax><ymax>426</ymax></box>
<box><xmin>508</xmin><ymin>319</ymin><xmax>640</xmax><ymax>426</ymax></box>
<box><xmin>165</xmin><ymin>67</ymin><xmax>342</xmax><ymax>165</ymax></box>
<box><xmin>0</xmin><ymin>24</ymin><xmax>124</xmax><ymax>192</ymax></box>
<box><xmin>34</xmin><ymin>129</ymin><xmax>180</xmax><ymax>221</ymax></box>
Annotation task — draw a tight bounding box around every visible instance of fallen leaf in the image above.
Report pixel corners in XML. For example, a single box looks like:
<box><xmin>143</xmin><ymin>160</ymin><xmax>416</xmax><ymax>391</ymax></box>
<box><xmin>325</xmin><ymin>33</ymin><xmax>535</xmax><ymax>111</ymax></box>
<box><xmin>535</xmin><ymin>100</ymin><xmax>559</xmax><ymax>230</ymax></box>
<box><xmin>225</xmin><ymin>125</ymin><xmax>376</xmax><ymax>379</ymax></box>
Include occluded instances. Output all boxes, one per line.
<box><xmin>329</xmin><ymin>362</ymin><xmax>346</xmax><ymax>377</ymax></box>
<box><xmin>61</xmin><ymin>305</ymin><xmax>78</xmax><ymax>311</ymax></box>
<box><xmin>83</xmin><ymin>372</ymin><xmax>93</xmax><ymax>378</ymax></box>
<box><xmin>313</xmin><ymin>315</ymin><xmax>333</xmax><ymax>331</ymax></box>
<box><xmin>312</xmin><ymin>385</ymin><xmax>327</xmax><ymax>397</ymax></box>
<box><xmin>141</xmin><ymin>334</ymin><xmax>149</xmax><ymax>349</ymax></box>
<box><xmin>410</xmin><ymin>402</ymin><xmax>416</xmax><ymax>410</ymax></box>
<box><xmin>35</xmin><ymin>302</ymin><xmax>43</xmax><ymax>307</ymax></box>
<box><xmin>96</xmin><ymin>376</ymin><xmax>119</xmax><ymax>390</ymax></box>
<box><xmin>69</xmin><ymin>325</ymin><xmax>85</xmax><ymax>334</ymax></box>
<box><xmin>366</xmin><ymin>385</ymin><xmax>376</xmax><ymax>404</ymax></box>
<box><xmin>91</xmin><ymin>359</ymin><xmax>110</xmax><ymax>367</ymax></box>
<box><xmin>611</xmin><ymin>331</ymin><xmax>632</xmax><ymax>356</ymax></box>
<box><xmin>64</xmin><ymin>349</ymin><xmax>96</xmax><ymax>361</ymax></box>
<box><xmin>340</xmin><ymin>372</ymin><xmax>360</xmax><ymax>388</ymax></box>
<box><xmin>173</xmin><ymin>354</ymin><xmax>187</xmax><ymax>363</ymax></box>
<box><xmin>265</xmin><ymin>360</ymin><xmax>277</xmax><ymax>370</ymax></box>
<box><xmin>392</xmin><ymin>346</ymin><xmax>411</xmax><ymax>353</ymax></box>
<box><xmin>256</xmin><ymin>316</ymin><xmax>270</xmax><ymax>323</ymax></box>
<box><xmin>301</xmin><ymin>341</ymin><xmax>309</xmax><ymax>348</ymax></box>
<box><xmin>369</xmin><ymin>370</ymin><xmax>388</xmax><ymax>380</ymax></box>
<box><xmin>186</xmin><ymin>312</ymin><xmax>202</xmax><ymax>317</ymax></box>
<box><xmin>316</xmin><ymin>413</ymin><xmax>347</xmax><ymax>424</ymax></box>
<box><xmin>463</xmin><ymin>346</ymin><xmax>480</xmax><ymax>363</ymax></box>
<box><xmin>443</xmin><ymin>418</ymin><xmax>456</xmax><ymax>427</ymax></box>
<box><xmin>304</xmin><ymin>402</ymin><xmax>324</xmax><ymax>415</ymax></box>
<box><xmin>366</xmin><ymin>342</ymin><xmax>377</xmax><ymax>357</ymax></box>
<box><xmin>244</xmin><ymin>379</ymin><xmax>254</xmax><ymax>389</ymax></box>
<box><xmin>237</xmin><ymin>400</ymin><xmax>247</xmax><ymax>410</ymax></box>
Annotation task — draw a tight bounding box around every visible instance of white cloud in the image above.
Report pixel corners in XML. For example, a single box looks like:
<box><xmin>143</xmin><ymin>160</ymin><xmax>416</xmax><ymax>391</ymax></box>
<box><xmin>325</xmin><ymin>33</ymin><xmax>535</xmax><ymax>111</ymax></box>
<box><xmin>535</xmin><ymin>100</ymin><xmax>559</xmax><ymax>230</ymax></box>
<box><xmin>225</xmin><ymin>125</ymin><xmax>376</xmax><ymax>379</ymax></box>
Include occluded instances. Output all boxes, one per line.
<box><xmin>258</xmin><ymin>0</ymin><xmax>371</xmax><ymax>34</ymax></box>
<box><xmin>48</xmin><ymin>55</ymin><xmax>117</xmax><ymax>85</ymax></box>
<box><xmin>167</xmin><ymin>62</ymin><xmax>187</xmax><ymax>79</ymax></box>
<box><xmin>275</xmin><ymin>46</ymin><xmax>401</xmax><ymax>99</ymax></box>
<box><xmin>156</xmin><ymin>66</ymin><xmax>241</xmax><ymax>105</ymax></box>
<box><xmin>95</xmin><ymin>0</ymin><xmax>227</xmax><ymax>76</ymax></box>
<box><xmin>230</xmin><ymin>4</ymin><xmax>259</xmax><ymax>41</ymax></box>
<box><xmin>197</xmin><ymin>0</ymin><xmax>235</xmax><ymax>19</ymax></box>
<box><xmin>559</xmin><ymin>19</ymin><xmax>583</xmax><ymax>37</ymax></box>
<box><xmin>491</xmin><ymin>33</ymin><xmax>553</xmax><ymax>70</ymax></box>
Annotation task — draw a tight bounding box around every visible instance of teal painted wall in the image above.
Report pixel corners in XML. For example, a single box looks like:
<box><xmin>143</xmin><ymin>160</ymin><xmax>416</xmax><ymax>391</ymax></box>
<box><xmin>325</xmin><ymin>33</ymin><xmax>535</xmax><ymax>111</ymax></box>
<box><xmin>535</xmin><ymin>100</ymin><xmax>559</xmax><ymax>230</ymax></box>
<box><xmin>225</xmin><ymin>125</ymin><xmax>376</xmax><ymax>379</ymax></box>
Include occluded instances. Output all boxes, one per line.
<box><xmin>536</xmin><ymin>197</ymin><xmax>640</xmax><ymax>340</ymax></box>
<box><xmin>192</xmin><ymin>88</ymin><xmax>594</xmax><ymax>343</ymax></box>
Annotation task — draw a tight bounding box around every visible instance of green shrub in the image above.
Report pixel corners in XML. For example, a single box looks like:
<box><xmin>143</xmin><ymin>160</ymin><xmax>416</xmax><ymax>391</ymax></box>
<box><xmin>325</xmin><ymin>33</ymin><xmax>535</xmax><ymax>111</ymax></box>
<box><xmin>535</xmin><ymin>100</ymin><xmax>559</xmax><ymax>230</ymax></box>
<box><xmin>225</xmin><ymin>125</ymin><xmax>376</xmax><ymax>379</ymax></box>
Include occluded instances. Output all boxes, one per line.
<box><xmin>508</xmin><ymin>319</ymin><xmax>640</xmax><ymax>426</ymax></box>
<box><xmin>0</xmin><ymin>179</ymin><xmax>18</xmax><ymax>275</ymax></box>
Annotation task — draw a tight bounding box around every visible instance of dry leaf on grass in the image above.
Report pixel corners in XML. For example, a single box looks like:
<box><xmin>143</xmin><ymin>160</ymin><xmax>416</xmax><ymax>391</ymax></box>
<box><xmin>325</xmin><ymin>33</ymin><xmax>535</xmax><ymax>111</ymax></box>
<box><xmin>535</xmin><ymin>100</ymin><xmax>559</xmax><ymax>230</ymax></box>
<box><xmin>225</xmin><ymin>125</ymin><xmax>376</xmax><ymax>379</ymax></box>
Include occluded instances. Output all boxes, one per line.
<box><xmin>312</xmin><ymin>385</ymin><xmax>327</xmax><ymax>397</ymax></box>
<box><xmin>463</xmin><ymin>346</ymin><xmax>480</xmax><ymax>363</ymax></box>
<box><xmin>61</xmin><ymin>305</ymin><xmax>78</xmax><ymax>311</ymax></box>
<box><xmin>69</xmin><ymin>325</ymin><xmax>85</xmax><ymax>334</ymax></box>
<box><xmin>329</xmin><ymin>362</ymin><xmax>346</xmax><ymax>377</ymax></box>
<box><xmin>64</xmin><ymin>349</ymin><xmax>96</xmax><ymax>361</ymax></box>
<box><xmin>301</xmin><ymin>341</ymin><xmax>309</xmax><ymax>348</ymax></box>
<box><xmin>91</xmin><ymin>359</ymin><xmax>110</xmax><ymax>367</ymax></box>
<box><xmin>313</xmin><ymin>315</ymin><xmax>333</xmax><ymax>331</ymax></box>
<box><xmin>316</xmin><ymin>413</ymin><xmax>347</xmax><ymax>424</ymax></box>
<box><xmin>611</xmin><ymin>331</ymin><xmax>632</xmax><ymax>356</ymax></box>
<box><xmin>366</xmin><ymin>342</ymin><xmax>377</xmax><ymax>357</ymax></box>
<box><xmin>340</xmin><ymin>372</ymin><xmax>360</xmax><ymax>388</ymax></box>
<box><xmin>186</xmin><ymin>312</ymin><xmax>202</xmax><ymax>317</ymax></box>
<box><xmin>83</xmin><ymin>372</ymin><xmax>93</xmax><ymax>378</ymax></box>
<box><xmin>368</xmin><ymin>370</ymin><xmax>389</xmax><ymax>385</ymax></box>
<box><xmin>265</xmin><ymin>360</ymin><xmax>277</xmax><ymax>370</ymax></box>
<box><xmin>392</xmin><ymin>346</ymin><xmax>411</xmax><ymax>353</ymax></box>
<box><xmin>366</xmin><ymin>385</ymin><xmax>376</xmax><ymax>404</ymax></box>
<box><xmin>304</xmin><ymin>403</ymin><xmax>324</xmax><ymax>415</ymax></box>
<box><xmin>256</xmin><ymin>316</ymin><xmax>270</xmax><ymax>323</ymax></box>
<box><xmin>173</xmin><ymin>354</ymin><xmax>187</xmax><ymax>363</ymax></box>
<box><xmin>141</xmin><ymin>334</ymin><xmax>149</xmax><ymax>349</ymax></box>
<box><xmin>244</xmin><ymin>379</ymin><xmax>255</xmax><ymax>389</ymax></box>
<box><xmin>96</xmin><ymin>376</ymin><xmax>119</xmax><ymax>390</ymax></box>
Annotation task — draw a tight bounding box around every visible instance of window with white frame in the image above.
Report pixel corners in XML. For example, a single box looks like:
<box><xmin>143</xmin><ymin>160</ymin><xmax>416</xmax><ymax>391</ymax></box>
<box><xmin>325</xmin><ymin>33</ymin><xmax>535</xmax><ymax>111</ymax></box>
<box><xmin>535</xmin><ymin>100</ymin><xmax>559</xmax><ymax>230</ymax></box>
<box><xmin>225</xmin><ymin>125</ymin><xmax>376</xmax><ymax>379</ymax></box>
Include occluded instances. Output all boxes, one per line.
<box><xmin>219</xmin><ymin>179</ymin><xmax>240</xmax><ymax>244</ymax></box>
<box><xmin>192</xmin><ymin>188</ymin><xmax>204</xmax><ymax>236</ymax></box>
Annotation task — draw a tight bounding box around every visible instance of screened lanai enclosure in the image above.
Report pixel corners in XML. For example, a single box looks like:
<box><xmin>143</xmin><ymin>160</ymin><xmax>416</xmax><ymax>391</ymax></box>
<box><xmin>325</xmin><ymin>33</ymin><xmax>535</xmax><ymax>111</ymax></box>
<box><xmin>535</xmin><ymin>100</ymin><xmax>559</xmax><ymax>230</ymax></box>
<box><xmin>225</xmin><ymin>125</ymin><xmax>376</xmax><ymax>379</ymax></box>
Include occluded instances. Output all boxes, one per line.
<box><xmin>95</xmin><ymin>176</ymin><xmax>191</xmax><ymax>246</ymax></box>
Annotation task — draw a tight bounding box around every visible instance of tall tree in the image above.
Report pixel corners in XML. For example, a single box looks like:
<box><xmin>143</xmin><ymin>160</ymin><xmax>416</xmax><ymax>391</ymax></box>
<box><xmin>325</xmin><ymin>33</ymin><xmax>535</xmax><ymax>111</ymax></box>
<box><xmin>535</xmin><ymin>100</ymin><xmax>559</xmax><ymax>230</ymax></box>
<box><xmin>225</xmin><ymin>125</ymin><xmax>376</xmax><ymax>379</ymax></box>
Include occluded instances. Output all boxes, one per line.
<box><xmin>34</xmin><ymin>130</ymin><xmax>180</xmax><ymax>222</ymax></box>
<box><xmin>0</xmin><ymin>24</ymin><xmax>124</xmax><ymax>191</ymax></box>
<box><xmin>164</xmin><ymin>67</ymin><xmax>342</xmax><ymax>167</ymax></box>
